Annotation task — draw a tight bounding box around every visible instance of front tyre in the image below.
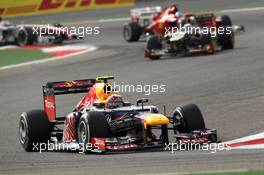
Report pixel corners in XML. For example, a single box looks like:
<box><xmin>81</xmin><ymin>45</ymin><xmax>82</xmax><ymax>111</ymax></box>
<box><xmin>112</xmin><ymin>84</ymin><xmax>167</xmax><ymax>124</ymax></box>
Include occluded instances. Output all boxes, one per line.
<box><xmin>78</xmin><ymin>112</ymin><xmax>109</xmax><ymax>153</ymax></box>
<box><xmin>218</xmin><ymin>15</ymin><xmax>234</xmax><ymax>50</ymax></box>
<box><xmin>172</xmin><ymin>104</ymin><xmax>205</xmax><ymax>133</ymax></box>
<box><xmin>147</xmin><ymin>35</ymin><xmax>162</xmax><ymax>60</ymax></box>
<box><xmin>19</xmin><ymin>110</ymin><xmax>50</xmax><ymax>152</ymax></box>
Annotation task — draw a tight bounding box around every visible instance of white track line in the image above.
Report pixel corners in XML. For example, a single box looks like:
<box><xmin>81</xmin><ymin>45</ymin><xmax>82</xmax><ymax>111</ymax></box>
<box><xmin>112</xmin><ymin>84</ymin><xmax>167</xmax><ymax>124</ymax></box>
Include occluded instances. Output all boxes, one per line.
<box><xmin>0</xmin><ymin>45</ymin><xmax>97</xmax><ymax>71</ymax></box>
<box><xmin>221</xmin><ymin>7</ymin><xmax>264</xmax><ymax>13</ymax></box>
<box><xmin>0</xmin><ymin>45</ymin><xmax>17</xmax><ymax>50</ymax></box>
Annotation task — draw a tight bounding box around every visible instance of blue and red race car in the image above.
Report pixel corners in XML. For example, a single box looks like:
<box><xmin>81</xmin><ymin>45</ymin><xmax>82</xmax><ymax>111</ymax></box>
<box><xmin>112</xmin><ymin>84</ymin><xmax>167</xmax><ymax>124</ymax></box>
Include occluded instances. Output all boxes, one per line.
<box><xmin>19</xmin><ymin>76</ymin><xmax>217</xmax><ymax>153</ymax></box>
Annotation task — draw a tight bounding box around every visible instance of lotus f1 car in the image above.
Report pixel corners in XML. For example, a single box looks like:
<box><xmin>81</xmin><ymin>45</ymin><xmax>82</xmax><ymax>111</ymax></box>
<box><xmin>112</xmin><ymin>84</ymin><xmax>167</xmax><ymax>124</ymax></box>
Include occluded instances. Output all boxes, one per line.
<box><xmin>145</xmin><ymin>12</ymin><xmax>240</xmax><ymax>60</ymax></box>
<box><xmin>0</xmin><ymin>21</ymin><xmax>82</xmax><ymax>46</ymax></box>
<box><xmin>19</xmin><ymin>76</ymin><xmax>217</xmax><ymax>153</ymax></box>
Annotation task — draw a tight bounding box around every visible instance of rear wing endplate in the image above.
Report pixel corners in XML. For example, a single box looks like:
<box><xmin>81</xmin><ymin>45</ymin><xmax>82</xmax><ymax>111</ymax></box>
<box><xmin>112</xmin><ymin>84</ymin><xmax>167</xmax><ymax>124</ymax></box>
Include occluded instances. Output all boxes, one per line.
<box><xmin>43</xmin><ymin>79</ymin><xmax>96</xmax><ymax>121</ymax></box>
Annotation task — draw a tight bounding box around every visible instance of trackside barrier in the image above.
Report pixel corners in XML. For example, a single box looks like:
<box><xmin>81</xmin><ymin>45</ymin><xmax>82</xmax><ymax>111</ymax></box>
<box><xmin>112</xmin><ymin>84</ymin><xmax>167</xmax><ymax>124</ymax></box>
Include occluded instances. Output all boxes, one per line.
<box><xmin>0</xmin><ymin>0</ymin><xmax>134</xmax><ymax>17</ymax></box>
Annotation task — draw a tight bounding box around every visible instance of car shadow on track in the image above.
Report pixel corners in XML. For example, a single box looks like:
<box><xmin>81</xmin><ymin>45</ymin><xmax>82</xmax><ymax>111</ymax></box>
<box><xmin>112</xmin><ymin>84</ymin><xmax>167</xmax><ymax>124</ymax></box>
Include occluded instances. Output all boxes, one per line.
<box><xmin>145</xmin><ymin>47</ymin><xmax>248</xmax><ymax>62</ymax></box>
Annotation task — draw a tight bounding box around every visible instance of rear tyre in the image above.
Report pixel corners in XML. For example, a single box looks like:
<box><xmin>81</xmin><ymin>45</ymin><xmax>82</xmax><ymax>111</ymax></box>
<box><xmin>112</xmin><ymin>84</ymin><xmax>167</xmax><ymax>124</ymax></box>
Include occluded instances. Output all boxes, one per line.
<box><xmin>172</xmin><ymin>104</ymin><xmax>205</xmax><ymax>133</ymax></box>
<box><xmin>123</xmin><ymin>22</ymin><xmax>142</xmax><ymax>42</ymax></box>
<box><xmin>19</xmin><ymin>110</ymin><xmax>50</xmax><ymax>152</ymax></box>
<box><xmin>218</xmin><ymin>15</ymin><xmax>234</xmax><ymax>50</ymax></box>
<box><xmin>78</xmin><ymin>112</ymin><xmax>109</xmax><ymax>153</ymax></box>
<box><xmin>147</xmin><ymin>35</ymin><xmax>162</xmax><ymax>60</ymax></box>
<box><xmin>16</xmin><ymin>28</ymin><xmax>28</xmax><ymax>46</ymax></box>
<box><xmin>25</xmin><ymin>28</ymin><xmax>36</xmax><ymax>45</ymax></box>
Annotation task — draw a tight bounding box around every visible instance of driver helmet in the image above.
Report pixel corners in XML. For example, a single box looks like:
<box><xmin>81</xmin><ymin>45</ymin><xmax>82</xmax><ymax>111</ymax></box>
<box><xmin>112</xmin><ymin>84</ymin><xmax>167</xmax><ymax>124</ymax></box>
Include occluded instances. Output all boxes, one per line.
<box><xmin>188</xmin><ymin>16</ymin><xmax>196</xmax><ymax>25</ymax></box>
<box><xmin>95</xmin><ymin>83</ymin><xmax>113</xmax><ymax>102</ymax></box>
<box><xmin>171</xmin><ymin>3</ymin><xmax>178</xmax><ymax>12</ymax></box>
<box><xmin>168</xmin><ymin>3</ymin><xmax>179</xmax><ymax>14</ymax></box>
<box><xmin>105</xmin><ymin>94</ymin><xmax>124</xmax><ymax>109</ymax></box>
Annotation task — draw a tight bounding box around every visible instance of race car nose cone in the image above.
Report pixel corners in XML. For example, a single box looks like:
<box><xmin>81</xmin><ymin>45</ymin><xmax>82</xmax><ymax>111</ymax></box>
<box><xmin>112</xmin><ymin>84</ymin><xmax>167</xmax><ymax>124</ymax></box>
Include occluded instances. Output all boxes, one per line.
<box><xmin>144</xmin><ymin>113</ymin><xmax>169</xmax><ymax>126</ymax></box>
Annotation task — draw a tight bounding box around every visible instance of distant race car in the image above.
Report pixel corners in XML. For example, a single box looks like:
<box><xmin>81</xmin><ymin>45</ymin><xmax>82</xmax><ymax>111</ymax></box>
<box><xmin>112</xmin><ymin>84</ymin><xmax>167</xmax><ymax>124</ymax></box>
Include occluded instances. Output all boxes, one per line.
<box><xmin>19</xmin><ymin>76</ymin><xmax>217</xmax><ymax>153</ymax></box>
<box><xmin>123</xmin><ymin>6</ymin><xmax>162</xmax><ymax>42</ymax></box>
<box><xmin>123</xmin><ymin>4</ymin><xmax>244</xmax><ymax>43</ymax></box>
<box><xmin>0</xmin><ymin>21</ymin><xmax>82</xmax><ymax>46</ymax></box>
<box><xmin>144</xmin><ymin>11</ymin><xmax>237</xmax><ymax>60</ymax></box>
<box><xmin>123</xmin><ymin>4</ymin><xmax>244</xmax><ymax>60</ymax></box>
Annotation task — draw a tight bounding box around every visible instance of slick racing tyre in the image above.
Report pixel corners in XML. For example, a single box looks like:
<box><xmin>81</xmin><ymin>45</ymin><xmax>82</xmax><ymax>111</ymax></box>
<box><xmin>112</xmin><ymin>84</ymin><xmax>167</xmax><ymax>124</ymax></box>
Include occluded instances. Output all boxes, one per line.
<box><xmin>16</xmin><ymin>28</ymin><xmax>29</xmax><ymax>46</ymax></box>
<box><xmin>218</xmin><ymin>15</ymin><xmax>234</xmax><ymax>50</ymax></box>
<box><xmin>172</xmin><ymin>104</ymin><xmax>205</xmax><ymax>133</ymax></box>
<box><xmin>147</xmin><ymin>35</ymin><xmax>162</xmax><ymax>60</ymax></box>
<box><xmin>78</xmin><ymin>112</ymin><xmax>110</xmax><ymax>153</ymax></box>
<box><xmin>123</xmin><ymin>22</ymin><xmax>142</xmax><ymax>42</ymax></box>
<box><xmin>19</xmin><ymin>110</ymin><xmax>50</xmax><ymax>152</ymax></box>
<box><xmin>25</xmin><ymin>28</ymin><xmax>36</xmax><ymax>45</ymax></box>
<box><xmin>0</xmin><ymin>29</ymin><xmax>4</xmax><ymax>43</ymax></box>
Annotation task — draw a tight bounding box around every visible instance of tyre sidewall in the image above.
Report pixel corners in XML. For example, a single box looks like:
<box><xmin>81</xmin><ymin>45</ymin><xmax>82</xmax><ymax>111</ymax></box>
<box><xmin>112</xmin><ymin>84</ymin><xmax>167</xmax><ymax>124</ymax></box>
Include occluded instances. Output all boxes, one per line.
<box><xmin>78</xmin><ymin>115</ymin><xmax>91</xmax><ymax>154</ymax></box>
<box><xmin>18</xmin><ymin>110</ymin><xmax>50</xmax><ymax>152</ymax></box>
<box><xmin>16</xmin><ymin>28</ymin><xmax>28</xmax><ymax>46</ymax></box>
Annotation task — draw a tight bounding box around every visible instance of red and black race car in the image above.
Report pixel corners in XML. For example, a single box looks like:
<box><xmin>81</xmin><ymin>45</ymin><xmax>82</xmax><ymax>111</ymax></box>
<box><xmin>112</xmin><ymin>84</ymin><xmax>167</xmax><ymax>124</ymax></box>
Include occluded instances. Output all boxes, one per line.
<box><xmin>123</xmin><ymin>4</ymin><xmax>244</xmax><ymax>59</ymax></box>
<box><xmin>19</xmin><ymin>76</ymin><xmax>217</xmax><ymax>153</ymax></box>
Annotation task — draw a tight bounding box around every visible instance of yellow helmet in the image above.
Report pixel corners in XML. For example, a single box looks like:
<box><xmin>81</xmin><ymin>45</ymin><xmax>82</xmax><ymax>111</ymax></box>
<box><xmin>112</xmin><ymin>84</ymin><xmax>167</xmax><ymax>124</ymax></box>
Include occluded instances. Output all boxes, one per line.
<box><xmin>95</xmin><ymin>83</ymin><xmax>113</xmax><ymax>102</ymax></box>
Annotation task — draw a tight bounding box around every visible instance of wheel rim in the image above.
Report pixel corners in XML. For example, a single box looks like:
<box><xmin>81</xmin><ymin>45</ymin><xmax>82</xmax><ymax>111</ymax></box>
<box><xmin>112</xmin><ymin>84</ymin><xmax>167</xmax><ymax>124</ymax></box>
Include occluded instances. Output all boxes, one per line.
<box><xmin>19</xmin><ymin>118</ymin><xmax>27</xmax><ymax>144</ymax></box>
<box><xmin>79</xmin><ymin>121</ymin><xmax>89</xmax><ymax>143</ymax></box>
<box><xmin>173</xmin><ymin>107</ymin><xmax>186</xmax><ymax>133</ymax></box>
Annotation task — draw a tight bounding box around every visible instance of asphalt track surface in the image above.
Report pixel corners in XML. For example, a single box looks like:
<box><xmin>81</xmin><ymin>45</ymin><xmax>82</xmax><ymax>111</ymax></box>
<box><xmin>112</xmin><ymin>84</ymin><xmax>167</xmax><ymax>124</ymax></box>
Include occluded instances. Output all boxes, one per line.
<box><xmin>1</xmin><ymin>0</ymin><xmax>264</xmax><ymax>174</ymax></box>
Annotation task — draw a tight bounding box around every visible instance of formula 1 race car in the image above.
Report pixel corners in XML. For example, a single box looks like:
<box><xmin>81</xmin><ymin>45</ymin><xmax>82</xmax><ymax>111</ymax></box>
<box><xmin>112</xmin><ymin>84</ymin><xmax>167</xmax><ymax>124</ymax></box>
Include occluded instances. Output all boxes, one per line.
<box><xmin>0</xmin><ymin>20</ymin><xmax>82</xmax><ymax>46</ymax></box>
<box><xmin>123</xmin><ymin>4</ymin><xmax>244</xmax><ymax>45</ymax></box>
<box><xmin>19</xmin><ymin>76</ymin><xmax>217</xmax><ymax>153</ymax></box>
<box><xmin>145</xmin><ymin>12</ymin><xmax>237</xmax><ymax>60</ymax></box>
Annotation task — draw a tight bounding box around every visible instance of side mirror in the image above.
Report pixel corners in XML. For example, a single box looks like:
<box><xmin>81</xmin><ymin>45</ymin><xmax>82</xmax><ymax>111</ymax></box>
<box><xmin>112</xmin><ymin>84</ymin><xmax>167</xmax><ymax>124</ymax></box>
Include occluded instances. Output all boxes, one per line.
<box><xmin>137</xmin><ymin>98</ymin><xmax>149</xmax><ymax>109</ymax></box>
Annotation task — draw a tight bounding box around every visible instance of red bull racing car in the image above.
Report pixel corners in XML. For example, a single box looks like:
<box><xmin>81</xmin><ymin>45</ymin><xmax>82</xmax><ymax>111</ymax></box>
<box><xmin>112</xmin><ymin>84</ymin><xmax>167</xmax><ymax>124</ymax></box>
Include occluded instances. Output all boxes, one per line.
<box><xmin>19</xmin><ymin>76</ymin><xmax>217</xmax><ymax>153</ymax></box>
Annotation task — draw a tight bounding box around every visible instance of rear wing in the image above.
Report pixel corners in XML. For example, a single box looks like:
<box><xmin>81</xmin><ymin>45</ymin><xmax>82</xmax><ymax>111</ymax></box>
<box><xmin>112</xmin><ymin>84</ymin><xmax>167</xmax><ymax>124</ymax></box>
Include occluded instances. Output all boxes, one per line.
<box><xmin>131</xmin><ymin>6</ymin><xmax>162</xmax><ymax>19</ymax></box>
<box><xmin>43</xmin><ymin>79</ymin><xmax>96</xmax><ymax>121</ymax></box>
<box><xmin>194</xmin><ymin>13</ymin><xmax>216</xmax><ymax>27</ymax></box>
